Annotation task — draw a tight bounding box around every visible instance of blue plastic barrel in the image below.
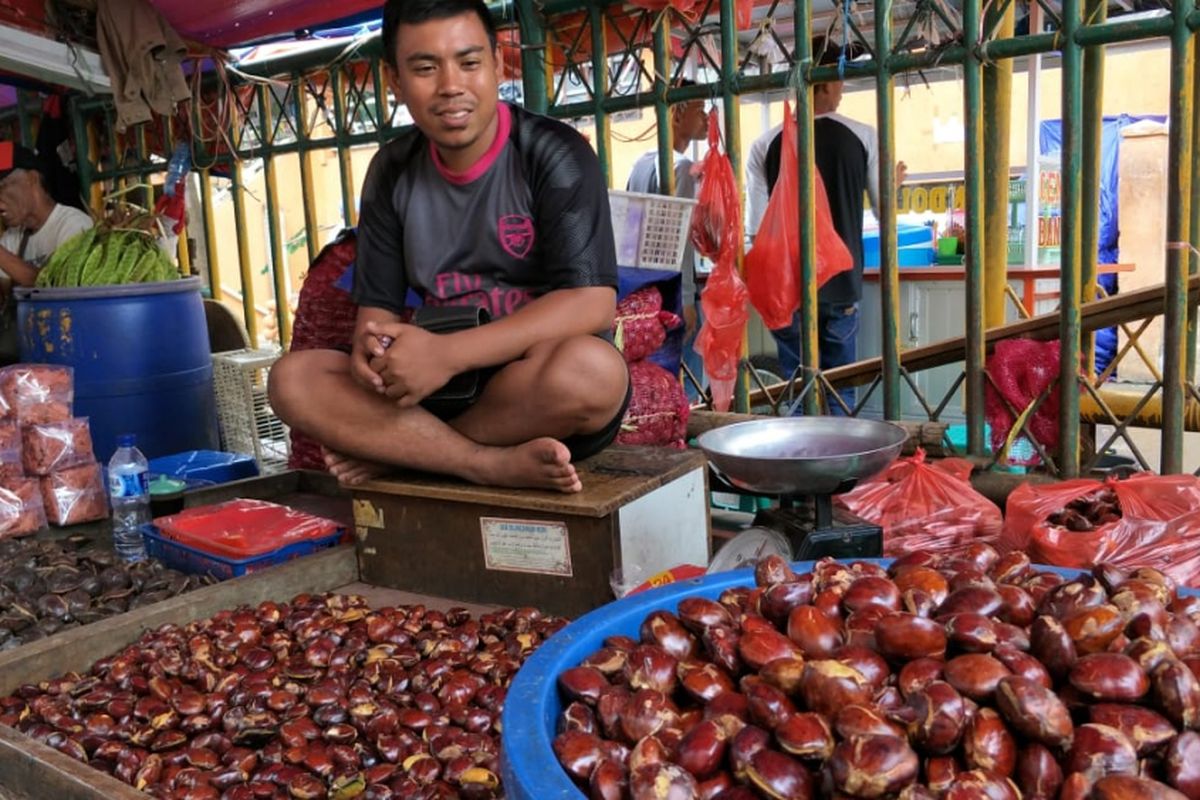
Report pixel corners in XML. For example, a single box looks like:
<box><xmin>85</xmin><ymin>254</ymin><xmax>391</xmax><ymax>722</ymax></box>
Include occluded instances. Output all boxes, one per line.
<box><xmin>500</xmin><ymin>559</ymin><xmax>1200</xmax><ymax>799</ymax></box>
<box><xmin>15</xmin><ymin>278</ymin><xmax>219</xmax><ymax>463</ymax></box>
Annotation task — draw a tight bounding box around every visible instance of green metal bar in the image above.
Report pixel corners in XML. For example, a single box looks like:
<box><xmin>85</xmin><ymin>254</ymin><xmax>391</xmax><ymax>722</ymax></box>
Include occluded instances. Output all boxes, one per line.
<box><xmin>1081</xmin><ymin>0</ymin><xmax>1107</xmax><ymax>381</ymax></box>
<box><xmin>1163</xmin><ymin>1</ymin><xmax>1195</xmax><ymax>473</ymax></box>
<box><xmin>229</xmin><ymin>159</ymin><xmax>259</xmax><ymax>348</ymax></box>
<box><xmin>259</xmin><ymin>84</ymin><xmax>292</xmax><ymax>350</ymax></box>
<box><xmin>15</xmin><ymin>90</ymin><xmax>33</xmax><ymax>148</ymax></box>
<box><xmin>1059</xmin><ymin>0</ymin><xmax>1085</xmax><ymax>477</ymax></box>
<box><xmin>330</xmin><ymin>68</ymin><xmax>358</xmax><ymax>227</ymax></box>
<box><xmin>515</xmin><ymin>0</ymin><xmax>548</xmax><ymax>114</ymax></box>
<box><xmin>793</xmin><ymin>0</ymin><xmax>819</xmax><ymax>416</ymax></box>
<box><xmin>372</xmin><ymin>60</ymin><xmax>388</xmax><ymax>141</ymax></box>
<box><xmin>876</xmin><ymin>0</ymin><xmax>900</xmax><ymax>419</ymax></box>
<box><xmin>67</xmin><ymin>96</ymin><xmax>93</xmax><ymax>206</ymax></box>
<box><xmin>719</xmin><ymin>0</ymin><xmax>747</xmax><ymax>413</ymax></box>
<box><xmin>963</xmin><ymin>0</ymin><xmax>987</xmax><ymax>456</ymax></box>
<box><xmin>653</xmin><ymin>13</ymin><xmax>674</xmax><ymax>197</ymax></box>
<box><xmin>294</xmin><ymin>77</ymin><xmax>320</xmax><ymax>267</ymax></box>
<box><xmin>589</xmin><ymin>3</ymin><xmax>611</xmax><ymax>186</ymax></box>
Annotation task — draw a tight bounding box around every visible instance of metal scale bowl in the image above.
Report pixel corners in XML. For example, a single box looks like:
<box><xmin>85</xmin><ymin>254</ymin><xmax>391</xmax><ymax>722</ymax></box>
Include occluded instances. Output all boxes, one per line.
<box><xmin>697</xmin><ymin>417</ymin><xmax>908</xmax><ymax>571</ymax></box>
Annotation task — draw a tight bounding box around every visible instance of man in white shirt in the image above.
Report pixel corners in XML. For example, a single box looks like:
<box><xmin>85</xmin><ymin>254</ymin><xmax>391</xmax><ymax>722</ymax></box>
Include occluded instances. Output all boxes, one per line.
<box><xmin>625</xmin><ymin>80</ymin><xmax>709</xmax><ymax>400</ymax></box>
<box><xmin>0</xmin><ymin>141</ymin><xmax>94</xmax><ymax>288</ymax></box>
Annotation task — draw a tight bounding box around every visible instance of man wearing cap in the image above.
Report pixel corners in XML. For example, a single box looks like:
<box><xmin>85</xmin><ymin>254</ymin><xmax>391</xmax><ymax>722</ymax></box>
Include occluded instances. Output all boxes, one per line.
<box><xmin>0</xmin><ymin>142</ymin><xmax>94</xmax><ymax>288</ymax></box>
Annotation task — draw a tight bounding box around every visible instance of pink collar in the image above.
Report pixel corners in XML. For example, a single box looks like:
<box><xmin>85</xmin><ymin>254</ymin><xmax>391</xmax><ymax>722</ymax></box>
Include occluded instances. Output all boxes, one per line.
<box><xmin>430</xmin><ymin>102</ymin><xmax>511</xmax><ymax>185</ymax></box>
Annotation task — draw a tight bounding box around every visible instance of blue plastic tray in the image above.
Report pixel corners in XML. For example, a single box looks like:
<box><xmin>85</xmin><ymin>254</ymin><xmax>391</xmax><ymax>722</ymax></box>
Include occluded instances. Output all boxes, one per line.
<box><xmin>500</xmin><ymin>559</ymin><xmax>1200</xmax><ymax>800</ymax></box>
<box><xmin>140</xmin><ymin>523</ymin><xmax>345</xmax><ymax>580</ymax></box>
<box><xmin>148</xmin><ymin>450</ymin><xmax>259</xmax><ymax>485</ymax></box>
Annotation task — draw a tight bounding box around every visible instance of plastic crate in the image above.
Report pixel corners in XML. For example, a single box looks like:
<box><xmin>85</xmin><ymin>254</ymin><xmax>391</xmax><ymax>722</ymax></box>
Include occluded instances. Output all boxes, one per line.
<box><xmin>608</xmin><ymin>190</ymin><xmax>697</xmax><ymax>271</ymax></box>
<box><xmin>212</xmin><ymin>348</ymin><xmax>290</xmax><ymax>473</ymax></box>
<box><xmin>141</xmin><ymin>523</ymin><xmax>347</xmax><ymax>579</ymax></box>
<box><xmin>149</xmin><ymin>450</ymin><xmax>259</xmax><ymax>485</ymax></box>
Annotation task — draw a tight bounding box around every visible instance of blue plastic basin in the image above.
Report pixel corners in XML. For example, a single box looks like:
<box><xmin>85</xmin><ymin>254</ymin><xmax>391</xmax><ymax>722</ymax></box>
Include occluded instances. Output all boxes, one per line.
<box><xmin>500</xmin><ymin>559</ymin><xmax>1199</xmax><ymax>799</ymax></box>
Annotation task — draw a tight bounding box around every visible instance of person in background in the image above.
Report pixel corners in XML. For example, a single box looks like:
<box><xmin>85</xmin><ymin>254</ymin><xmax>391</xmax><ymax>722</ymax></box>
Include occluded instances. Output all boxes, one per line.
<box><xmin>625</xmin><ymin>80</ymin><xmax>709</xmax><ymax>402</ymax></box>
<box><xmin>0</xmin><ymin>142</ymin><xmax>93</xmax><ymax>288</ymax></box>
<box><xmin>744</xmin><ymin>37</ymin><xmax>905</xmax><ymax>413</ymax></box>
<box><xmin>269</xmin><ymin>0</ymin><xmax>629</xmax><ymax>494</ymax></box>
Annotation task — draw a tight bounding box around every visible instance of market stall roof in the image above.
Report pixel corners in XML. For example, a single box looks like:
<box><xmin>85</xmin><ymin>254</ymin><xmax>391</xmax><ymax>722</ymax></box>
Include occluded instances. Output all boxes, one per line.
<box><xmin>0</xmin><ymin>0</ymin><xmax>384</xmax><ymax>48</ymax></box>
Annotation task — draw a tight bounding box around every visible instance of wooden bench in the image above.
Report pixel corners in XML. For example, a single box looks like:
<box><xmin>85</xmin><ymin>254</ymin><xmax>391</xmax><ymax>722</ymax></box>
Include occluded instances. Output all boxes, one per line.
<box><xmin>351</xmin><ymin>446</ymin><xmax>710</xmax><ymax>617</ymax></box>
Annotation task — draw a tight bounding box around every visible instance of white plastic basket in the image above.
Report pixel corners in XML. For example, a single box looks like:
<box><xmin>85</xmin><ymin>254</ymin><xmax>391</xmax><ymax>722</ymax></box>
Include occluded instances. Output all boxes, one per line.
<box><xmin>212</xmin><ymin>348</ymin><xmax>290</xmax><ymax>473</ymax></box>
<box><xmin>608</xmin><ymin>190</ymin><xmax>698</xmax><ymax>271</ymax></box>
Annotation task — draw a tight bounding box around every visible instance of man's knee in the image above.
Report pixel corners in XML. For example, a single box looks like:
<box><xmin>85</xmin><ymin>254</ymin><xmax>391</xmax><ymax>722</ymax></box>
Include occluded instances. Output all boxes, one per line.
<box><xmin>535</xmin><ymin>336</ymin><xmax>628</xmax><ymax>421</ymax></box>
<box><xmin>268</xmin><ymin>350</ymin><xmax>346</xmax><ymax>422</ymax></box>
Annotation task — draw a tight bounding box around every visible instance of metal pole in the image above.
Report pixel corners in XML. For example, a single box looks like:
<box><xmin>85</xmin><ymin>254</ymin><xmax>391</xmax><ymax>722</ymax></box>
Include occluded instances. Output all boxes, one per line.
<box><xmin>983</xmin><ymin>6</ymin><xmax>1015</xmax><ymax>330</ymax></box>
<box><xmin>516</xmin><ymin>0</ymin><xmax>548</xmax><ymax>113</ymax></box>
<box><xmin>589</xmin><ymin>4</ymin><xmax>612</xmax><ymax>187</ymax></box>
<box><xmin>259</xmin><ymin>84</ymin><xmax>292</xmax><ymax>349</ymax></box>
<box><xmin>330</xmin><ymin>68</ymin><xmax>358</xmax><ymax>228</ymax></box>
<box><xmin>1081</xmin><ymin>0</ymin><xmax>1107</xmax><ymax>380</ymax></box>
<box><xmin>719</xmin><ymin>0</ymin><xmax>748</xmax><ymax>413</ymax></box>
<box><xmin>963</xmin><ymin>0</ymin><xmax>987</xmax><ymax>456</ymax></box>
<box><xmin>229</xmin><ymin>160</ymin><xmax>259</xmax><ymax>347</ymax></box>
<box><xmin>653</xmin><ymin>13</ymin><xmax>675</xmax><ymax>197</ymax></box>
<box><xmin>67</xmin><ymin>96</ymin><xmax>94</xmax><ymax>208</ymax></box>
<box><xmin>295</xmin><ymin>78</ymin><xmax>321</xmax><ymax>266</ymax></box>
<box><xmin>876</xmin><ymin>0</ymin><xmax>901</xmax><ymax>419</ymax></box>
<box><xmin>1163</xmin><ymin>0</ymin><xmax>1195</xmax><ymax>473</ymax></box>
<box><xmin>15</xmin><ymin>90</ymin><xmax>33</xmax><ymax>148</ymax></box>
<box><xmin>199</xmin><ymin>169</ymin><xmax>221</xmax><ymax>299</ymax></box>
<box><xmin>1058</xmin><ymin>0</ymin><xmax>1086</xmax><ymax>477</ymax></box>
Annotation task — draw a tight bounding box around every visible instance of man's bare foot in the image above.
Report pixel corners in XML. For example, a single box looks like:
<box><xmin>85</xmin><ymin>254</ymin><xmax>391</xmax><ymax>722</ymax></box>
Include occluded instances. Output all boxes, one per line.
<box><xmin>322</xmin><ymin>448</ymin><xmax>391</xmax><ymax>486</ymax></box>
<box><xmin>466</xmin><ymin>437</ymin><xmax>581</xmax><ymax>493</ymax></box>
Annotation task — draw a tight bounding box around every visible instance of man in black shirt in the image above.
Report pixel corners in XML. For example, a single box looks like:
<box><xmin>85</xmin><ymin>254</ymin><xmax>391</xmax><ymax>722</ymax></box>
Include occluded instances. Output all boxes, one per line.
<box><xmin>745</xmin><ymin>38</ymin><xmax>904</xmax><ymax>411</ymax></box>
<box><xmin>269</xmin><ymin>0</ymin><xmax>629</xmax><ymax>492</ymax></box>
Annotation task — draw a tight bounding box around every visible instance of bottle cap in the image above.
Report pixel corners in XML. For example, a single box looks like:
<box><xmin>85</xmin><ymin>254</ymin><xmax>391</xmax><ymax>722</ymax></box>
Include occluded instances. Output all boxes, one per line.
<box><xmin>117</xmin><ymin>434</ymin><xmax>136</xmax><ymax>448</ymax></box>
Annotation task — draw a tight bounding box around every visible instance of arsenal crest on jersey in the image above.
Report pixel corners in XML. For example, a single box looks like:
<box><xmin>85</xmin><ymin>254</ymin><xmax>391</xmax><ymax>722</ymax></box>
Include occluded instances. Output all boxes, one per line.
<box><xmin>498</xmin><ymin>214</ymin><xmax>535</xmax><ymax>259</ymax></box>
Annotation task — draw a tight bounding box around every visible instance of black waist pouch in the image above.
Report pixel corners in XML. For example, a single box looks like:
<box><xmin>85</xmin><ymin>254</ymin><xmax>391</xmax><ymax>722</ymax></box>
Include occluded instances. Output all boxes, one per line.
<box><xmin>412</xmin><ymin>305</ymin><xmax>492</xmax><ymax>404</ymax></box>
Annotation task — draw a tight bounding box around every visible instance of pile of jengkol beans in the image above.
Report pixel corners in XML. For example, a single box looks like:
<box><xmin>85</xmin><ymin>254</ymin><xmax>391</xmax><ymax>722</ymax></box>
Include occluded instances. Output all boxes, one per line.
<box><xmin>0</xmin><ymin>593</ymin><xmax>568</xmax><ymax>799</ymax></box>
<box><xmin>554</xmin><ymin>547</ymin><xmax>1200</xmax><ymax>799</ymax></box>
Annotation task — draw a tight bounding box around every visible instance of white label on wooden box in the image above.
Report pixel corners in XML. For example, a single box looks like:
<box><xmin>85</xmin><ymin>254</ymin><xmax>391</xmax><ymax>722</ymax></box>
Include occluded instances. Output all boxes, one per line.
<box><xmin>480</xmin><ymin>517</ymin><xmax>573</xmax><ymax>577</ymax></box>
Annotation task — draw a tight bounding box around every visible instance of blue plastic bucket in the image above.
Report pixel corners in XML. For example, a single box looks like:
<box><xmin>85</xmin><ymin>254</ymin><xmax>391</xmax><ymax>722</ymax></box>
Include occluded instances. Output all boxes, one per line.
<box><xmin>500</xmin><ymin>559</ymin><xmax>1200</xmax><ymax>799</ymax></box>
<box><xmin>16</xmin><ymin>278</ymin><xmax>219</xmax><ymax>463</ymax></box>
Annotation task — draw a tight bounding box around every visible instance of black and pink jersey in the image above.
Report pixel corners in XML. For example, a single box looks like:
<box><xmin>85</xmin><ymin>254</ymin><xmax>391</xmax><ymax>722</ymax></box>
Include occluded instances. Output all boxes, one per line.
<box><xmin>353</xmin><ymin>102</ymin><xmax>617</xmax><ymax>319</ymax></box>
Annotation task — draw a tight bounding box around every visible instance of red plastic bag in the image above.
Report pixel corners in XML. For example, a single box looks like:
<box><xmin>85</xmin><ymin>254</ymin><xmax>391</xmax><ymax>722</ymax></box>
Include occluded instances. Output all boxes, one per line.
<box><xmin>984</xmin><ymin>338</ymin><xmax>1066</xmax><ymax>464</ymax></box>
<box><xmin>745</xmin><ymin>104</ymin><xmax>853</xmax><ymax>330</ymax></box>
<box><xmin>736</xmin><ymin>0</ymin><xmax>752</xmax><ymax>29</ymax></box>
<box><xmin>628</xmin><ymin>0</ymin><xmax>702</xmax><ymax>21</ymax></box>
<box><xmin>689</xmin><ymin>112</ymin><xmax>748</xmax><ymax>412</ymax></box>
<box><xmin>835</xmin><ymin>449</ymin><xmax>1002</xmax><ymax>558</ymax></box>
<box><xmin>1000</xmin><ymin>474</ymin><xmax>1200</xmax><ymax>587</ymax></box>
<box><xmin>616</xmin><ymin>360</ymin><xmax>690</xmax><ymax>449</ymax></box>
<box><xmin>613</xmin><ymin>286</ymin><xmax>683</xmax><ymax>363</ymax></box>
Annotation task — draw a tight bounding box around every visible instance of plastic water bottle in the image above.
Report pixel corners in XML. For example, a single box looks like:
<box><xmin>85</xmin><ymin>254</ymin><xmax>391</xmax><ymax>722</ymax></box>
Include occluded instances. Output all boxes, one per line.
<box><xmin>109</xmin><ymin>434</ymin><xmax>150</xmax><ymax>562</ymax></box>
<box><xmin>163</xmin><ymin>142</ymin><xmax>190</xmax><ymax>197</ymax></box>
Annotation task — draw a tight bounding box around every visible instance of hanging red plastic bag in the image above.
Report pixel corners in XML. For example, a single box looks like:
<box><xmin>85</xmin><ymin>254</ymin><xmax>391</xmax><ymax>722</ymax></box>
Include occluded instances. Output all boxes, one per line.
<box><xmin>1000</xmin><ymin>473</ymin><xmax>1200</xmax><ymax>587</ymax></box>
<box><xmin>835</xmin><ymin>449</ymin><xmax>1002</xmax><ymax>557</ymax></box>
<box><xmin>628</xmin><ymin>0</ymin><xmax>701</xmax><ymax>21</ymax></box>
<box><xmin>744</xmin><ymin>104</ymin><xmax>853</xmax><ymax>330</ymax></box>
<box><xmin>689</xmin><ymin>111</ymin><xmax>748</xmax><ymax>411</ymax></box>
<box><xmin>736</xmin><ymin>0</ymin><xmax>752</xmax><ymax>29</ymax></box>
<box><xmin>985</xmin><ymin>338</ymin><xmax>1066</xmax><ymax>464</ymax></box>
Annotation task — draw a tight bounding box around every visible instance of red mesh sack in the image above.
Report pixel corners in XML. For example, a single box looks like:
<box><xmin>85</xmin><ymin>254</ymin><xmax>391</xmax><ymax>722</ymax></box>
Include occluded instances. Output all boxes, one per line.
<box><xmin>690</xmin><ymin>112</ymin><xmax>748</xmax><ymax>412</ymax></box>
<box><xmin>613</xmin><ymin>286</ymin><xmax>682</xmax><ymax>363</ymax></box>
<box><xmin>1000</xmin><ymin>473</ymin><xmax>1200</xmax><ymax>587</ymax></box>
<box><xmin>835</xmin><ymin>449</ymin><xmax>1002</xmax><ymax>558</ymax></box>
<box><xmin>288</xmin><ymin>230</ymin><xmax>360</xmax><ymax>471</ymax></box>
<box><xmin>984</xmin><ymin>338</ymin><xmax>1066</xmax><ymax>465</ymax></box>
<box><xmin>745</xmin><ymin>104</ymin><xmax>853</xmax><ymax>330</ymax></box>
<box><xmin>616</xmin><ymin>360</ymin><xmax>690</xmax><ymax>449</ymax></box>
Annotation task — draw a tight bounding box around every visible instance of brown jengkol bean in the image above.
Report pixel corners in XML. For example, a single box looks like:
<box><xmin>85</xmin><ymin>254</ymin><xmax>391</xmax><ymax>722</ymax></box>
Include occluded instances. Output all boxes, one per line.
<box><xmin>555</xmin><ymin>553</ymin><xmax>1200</xmax><ymax>798</ymax></box>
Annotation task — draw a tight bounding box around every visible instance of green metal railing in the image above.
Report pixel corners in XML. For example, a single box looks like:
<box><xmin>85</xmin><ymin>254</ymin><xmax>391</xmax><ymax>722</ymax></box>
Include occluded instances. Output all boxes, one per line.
<box><xmin>52</xmin><ymin>0</ymin><xmax>1200</xmax><ymax>476</ymax></box>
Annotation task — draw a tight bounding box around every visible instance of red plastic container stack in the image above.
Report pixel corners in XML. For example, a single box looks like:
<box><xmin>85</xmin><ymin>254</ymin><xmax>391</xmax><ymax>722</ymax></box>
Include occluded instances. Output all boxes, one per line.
<box><xmin>0</xmin><ymin>365</ymin><xmax>108</xmax><ymax>533</ymax></box>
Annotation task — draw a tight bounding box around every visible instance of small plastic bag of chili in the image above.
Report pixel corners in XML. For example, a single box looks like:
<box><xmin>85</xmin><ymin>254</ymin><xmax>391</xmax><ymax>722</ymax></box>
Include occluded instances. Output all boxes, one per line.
<box><xmin>835</xmin><ymin>449</ymin><xmax>1002</xmax><ymax>557</ymax></box>
<box><xmin>0</xmin><ymin>478</ymin><xmax>46</xmax><ymax>539</ymax></box>
<box><xmin>40</xmin><ymin>463</ymin><xmax>109</xmax><ymax>526</ymax></box>
<box><xmin>22</xmin><ymin>418</ymin><xmax>96</xmax><ymax>476</ymax></box>
<box><xmin>1000</xmin><ymin>473</ymin><xmax>1200</xmax><ymax>586</ymax></box>
<box><xmin>0</xmin><ymin>420</ymin><xmax>21</xmax><ymax>481</ymax></box>
<box><xmin>0</xmin><ymin>365</ymin><xmax>73</xmax><ymax>424</ymax></box>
